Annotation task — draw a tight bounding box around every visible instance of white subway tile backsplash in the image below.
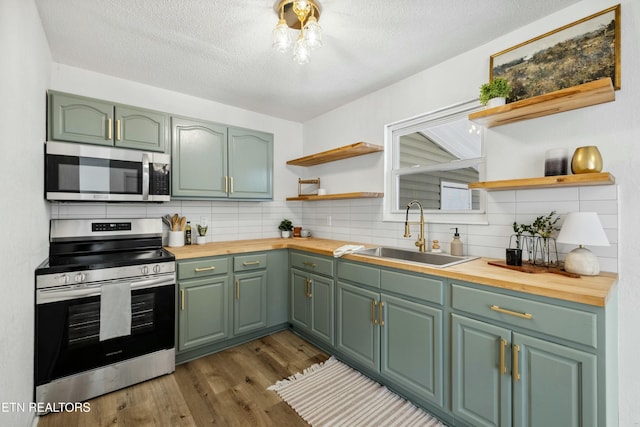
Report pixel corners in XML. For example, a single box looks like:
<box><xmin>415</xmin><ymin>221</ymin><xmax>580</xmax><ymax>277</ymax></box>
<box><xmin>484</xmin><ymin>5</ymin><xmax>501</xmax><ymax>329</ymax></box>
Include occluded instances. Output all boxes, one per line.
<box><xmin>48</xmin><ymin>185</ymin><xmax>619</xmax><ymax>273</ymax></box>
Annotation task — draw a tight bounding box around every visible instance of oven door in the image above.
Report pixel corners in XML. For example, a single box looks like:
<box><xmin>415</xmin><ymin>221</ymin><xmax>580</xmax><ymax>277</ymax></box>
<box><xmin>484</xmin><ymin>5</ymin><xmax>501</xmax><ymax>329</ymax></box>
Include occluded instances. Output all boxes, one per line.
<box><xmin>35</xmin><ymin>277</ymin><xmax>175</xmax><ymax>387</ymax></box>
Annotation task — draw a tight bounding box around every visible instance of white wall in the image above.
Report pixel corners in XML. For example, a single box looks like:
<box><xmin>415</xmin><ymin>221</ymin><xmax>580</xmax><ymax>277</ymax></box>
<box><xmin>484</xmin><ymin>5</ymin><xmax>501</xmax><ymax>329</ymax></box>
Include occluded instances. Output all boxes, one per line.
<box><xmin>0</xmin><ymin>0</ymin><xmax>51</xmax><ymax>426</ymax></box>
<box><xmin>302</xmin><ymin>0</ymin><xmax>639</xmax><ymax>424</ymax></box>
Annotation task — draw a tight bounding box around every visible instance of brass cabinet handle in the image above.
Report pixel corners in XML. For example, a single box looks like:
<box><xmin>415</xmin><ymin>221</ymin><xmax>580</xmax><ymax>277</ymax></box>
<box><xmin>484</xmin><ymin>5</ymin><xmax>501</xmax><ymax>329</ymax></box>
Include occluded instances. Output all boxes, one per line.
<box><xmin>378</xmin><ymin>301</ymin><xmax>384</xmax><ymax>326</ymax></box>
<box><xmin>371</xmin><ymin>300</ymin><xmax>378</xmax><ymax>325</ymax></box>
<box><xmin>513</xmin><ymin>344</ymin><xmax>521</xmax><ymax>381</ymax></box>
<box><xmin>195</xmin><ymin>266</ymin><xmax>216</xmax><ymax>272</ymax></box>
<box><xmin>180</xmin><ymin>289</ymin><xmax>185</xmax><ymax>311</ymax></box>
<box><xmin>499</xmin><ymin>338</ymin><xmax>507</xmax><ymax>374</ymax></box>
<box><xmin>307</xmin><ymin>278</ymin><xmax>313</xmax><ymax>298</ymax></box>
<box><xmin>107</xmin><ymin>118</ymin><xmax>113</xmax><ymax>140</ymax></box>
<box><xmin>235</xmin><ymin>280</ymin><xmax>240</xmax><ymax>300</ymax></box>
<box><xmin>242</xmin><ymin>261</ymin><xmax>261</xmax><ymax>266</ymax></box>
<box><xmin>224</xmin><ymin>176</ymin><xmax>229</xmax><ymax>193</ymax></box>
<box><xmin>230</xmin><ymin>176</ymin><xmax>234</xmax><ymax>194</ymax></box>
<box><xmin>304</xmin><ymin>278</ymin><xmax>310</xmax><ymax>298</ymax></box>
<box><xmin>490</xmin><ymin>305</ymin><xmax>533</xmax><ymax>320</ymax></box>
<box><xmin>302</xmin><ymin>261</ymin><xmax>316</xmax><ymax>268</ymax></box>
<box><xmin>116</xmin><ymin>119</ymin><xmax>121</xmax><ymax>140</ymax></box>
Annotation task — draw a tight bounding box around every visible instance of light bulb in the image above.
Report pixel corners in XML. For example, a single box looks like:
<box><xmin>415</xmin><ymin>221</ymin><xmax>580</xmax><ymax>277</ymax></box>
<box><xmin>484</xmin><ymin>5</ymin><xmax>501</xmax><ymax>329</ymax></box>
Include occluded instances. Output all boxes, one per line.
<box><xmin>303</xmin><ymin>16</ymin><xmax>322</xmax><ymax>49</ymax></box>
<box><xmin>292</xmin><ymin>34</ymin><xmax>311</xmax><ymax>64</ymax></box>
<box><xmin>272</xmin><ymin>19</ymin><xmax>292</xmax><ymax>53</ymax></box>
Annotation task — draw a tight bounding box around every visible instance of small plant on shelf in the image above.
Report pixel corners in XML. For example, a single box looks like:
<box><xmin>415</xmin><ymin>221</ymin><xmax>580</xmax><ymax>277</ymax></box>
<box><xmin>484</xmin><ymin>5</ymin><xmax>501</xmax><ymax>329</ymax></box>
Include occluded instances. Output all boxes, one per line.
<box><xmin>196</xmin><ymin>224</ymin><xmax>208</xmax><ymax>237</ymax></box>
<box><xmin>479</xmin><ymin>77</ymin><xmax>512</xmax><ymax>106</ymax></box>
<box><xmin>531</xmin><ymin>211</ymin><xmax>560</xmax><ymax>267</ymax></box>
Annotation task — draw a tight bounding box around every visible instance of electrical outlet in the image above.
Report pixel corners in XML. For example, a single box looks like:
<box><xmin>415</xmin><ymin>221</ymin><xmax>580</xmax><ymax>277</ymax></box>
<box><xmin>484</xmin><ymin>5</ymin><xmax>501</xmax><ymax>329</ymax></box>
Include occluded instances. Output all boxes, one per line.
<box><xmin>326</xmin><ymin>215</ymin><xmax>332</xmax><ymax>226</ymax></box>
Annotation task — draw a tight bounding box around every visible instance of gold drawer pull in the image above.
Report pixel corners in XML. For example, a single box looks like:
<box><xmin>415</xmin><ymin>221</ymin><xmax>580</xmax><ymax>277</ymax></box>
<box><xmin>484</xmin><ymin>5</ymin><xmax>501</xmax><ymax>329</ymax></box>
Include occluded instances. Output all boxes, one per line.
<box><xmin>235</xmin><ymin>280</ymin><xmax>240</xmax><ymax>300</ymax></box>
<box><xmin>224</xmin><ymin>176</ymin><xmax>229</xmax><ymax>193</ymax></box>
<box><xmin>242</xmin><ymin>260</ymin><xmax>261</xmax><ymax>266</ymax></box>
<box><xmin>490</xmin><ymin>305</ymin><xmax>533</xmax><ymax>320</ymax></box>
<box><xmin>195</xmin><ymin>266</ymin><xmax>216</xmax><ymax>272</ymax></box>
<box><xmin>302</xmin><ymin>261</ymin><xmax>316</xmax><ymax>268</ymax></box>
<box><xmin>378</xmin><ymin>301</ymin><xmax>384</xmax><ymax>326</ymax></box>
<box><xmin>107</xmin><ymin>118</ymin><xmax>113</xmax><ymax>140</ymax></box>
<box><xmin>116</xmin><ymin>119</ymin><xmax>121</xmax><ymax>140</ymax></box>
<box><xmin>180</xmin><ymin>289</ymin><xmax>185</xmax><ymax>311</ymax></box>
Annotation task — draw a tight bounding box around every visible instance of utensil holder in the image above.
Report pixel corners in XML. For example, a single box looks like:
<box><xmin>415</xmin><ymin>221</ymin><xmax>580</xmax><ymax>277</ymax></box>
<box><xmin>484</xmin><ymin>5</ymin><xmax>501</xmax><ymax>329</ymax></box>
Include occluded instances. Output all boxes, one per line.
<box><xmin>168</xmin><ymin>231</ymin><xmax>184</xmax><ymax>247</ymax></box>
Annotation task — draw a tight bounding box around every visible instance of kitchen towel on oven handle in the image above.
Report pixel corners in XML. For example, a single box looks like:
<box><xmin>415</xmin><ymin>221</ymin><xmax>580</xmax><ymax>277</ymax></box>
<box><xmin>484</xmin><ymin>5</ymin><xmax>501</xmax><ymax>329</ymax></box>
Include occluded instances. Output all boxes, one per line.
<box><xmin>99</xmin><ymin>282</ymin><xmax>132</xmax><ymax>341</ymax></box>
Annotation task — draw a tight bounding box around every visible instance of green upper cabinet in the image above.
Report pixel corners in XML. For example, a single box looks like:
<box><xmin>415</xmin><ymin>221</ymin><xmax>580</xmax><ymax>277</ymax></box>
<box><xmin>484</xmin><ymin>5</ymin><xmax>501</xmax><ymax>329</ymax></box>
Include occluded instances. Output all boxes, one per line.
<box><xmin>114</xmin><ymin>106</ymin><xmax>168</xmax><ymax>152</ymax></box>
<box><xmin>172</xmin><ymin>117</ymin><xmax>228</xmax><ymax>198</ymax></box>
<box><xmin>171</xmin><ymin>118</ymin><xmax>273</xmax><ymax>200</ymax></box>
<box><xmin>48</xmin><ymin>91</ymin><xmax>168</xmax><ymax>152</ymax></box>
<box><xmin>228</xmin><ymin>127</ymin><xmax>273</xmax><ymax>199</ymax></box>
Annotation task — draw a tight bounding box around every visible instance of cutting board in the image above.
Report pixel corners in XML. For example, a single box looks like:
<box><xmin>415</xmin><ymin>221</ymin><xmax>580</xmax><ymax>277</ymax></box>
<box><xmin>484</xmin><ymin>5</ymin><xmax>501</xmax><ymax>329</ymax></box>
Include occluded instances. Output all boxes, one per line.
<box><xmin>488</xmin><ymin>260</ymin><xmax>580</xmax><ymax>278</ymax></box>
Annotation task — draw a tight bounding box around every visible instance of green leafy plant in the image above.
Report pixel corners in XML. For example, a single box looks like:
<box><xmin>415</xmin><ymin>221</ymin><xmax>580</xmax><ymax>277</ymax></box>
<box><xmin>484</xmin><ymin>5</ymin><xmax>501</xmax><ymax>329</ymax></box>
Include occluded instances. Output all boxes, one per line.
<box><xmin>479</xmin><ymin>77</ymin><xmax>512</xmax><ymax>105</ymax></box>
<box><xmin>196</xmin><ymin>224</ymin><xmax>208</xmax><ymax>236</ymax></box>
<box><xmin>278</xmin><ymin>219</ymin><xmax>293</xmax><ymax>231</ymax></box>
<box><xmin>531</xmin><ymin>211</ymin><xmax>560</xmax><ymax>238</ymax></box>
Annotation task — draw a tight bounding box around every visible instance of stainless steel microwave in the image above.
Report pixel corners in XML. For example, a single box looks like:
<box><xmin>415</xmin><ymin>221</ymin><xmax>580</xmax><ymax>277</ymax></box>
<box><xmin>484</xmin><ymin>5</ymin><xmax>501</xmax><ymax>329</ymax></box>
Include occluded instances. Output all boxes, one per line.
<box><xmin>45</xmin><ymin>141</ymin><xmax>171</xmax><ymax>202</ymax></box>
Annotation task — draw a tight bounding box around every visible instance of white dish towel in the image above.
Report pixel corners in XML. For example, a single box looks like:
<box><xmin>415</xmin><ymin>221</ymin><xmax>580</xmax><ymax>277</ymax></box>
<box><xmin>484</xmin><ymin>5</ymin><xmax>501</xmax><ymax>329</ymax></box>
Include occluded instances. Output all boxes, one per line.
<box><xmin>333</xmin><ymin>244</ymin><xmax>365</xmax><ymax>258</ymax></box>
<box><xmin>99</xmin><ymin>282</ymin><xmax>132</xmax><ymax>341</ymax></box>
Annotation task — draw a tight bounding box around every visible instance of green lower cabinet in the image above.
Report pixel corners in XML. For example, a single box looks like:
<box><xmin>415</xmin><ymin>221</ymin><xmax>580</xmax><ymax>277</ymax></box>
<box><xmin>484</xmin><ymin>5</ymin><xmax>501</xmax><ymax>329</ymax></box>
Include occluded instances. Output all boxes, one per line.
<box><xmin>380</xmin><ymin>293</ymin><xmax>443</xmax><ymax>407</ymax></box>
<box><xmin>233</xmin><ymin>271</ymin><xmax>267</xmax><ymax>335</ymax></box>
<box><xmin>336</xmin><ymin>280</ymin><xmax>444</xmax><ymax>408</ymax></box>
<box><xmin>335</xmin><ymin>281</ymin><xmax>380</xmax><ymax>371</ymax></box>
<box><xmin>290</xmin><ymin>269</ymin><xmax>334</xmax><ymax>346</ymax></box>
<box><xmin>178</xmin><ymin>276</ymin><xmax>229</xmax><ymax>351</ymax></box>
<box><xmin>512</xmin><ymin>332</ymin><xmax>597</xmax><ymax>427</ymax></box>
<box><xmin>452</xmin><ymin>314</ymin><xmax>598</xmax><ymax>427</ymax></box>
<box><xmin>451</xmin><ymin>314</ymin><xmax>512</xmax><ymax>427</ymax></box>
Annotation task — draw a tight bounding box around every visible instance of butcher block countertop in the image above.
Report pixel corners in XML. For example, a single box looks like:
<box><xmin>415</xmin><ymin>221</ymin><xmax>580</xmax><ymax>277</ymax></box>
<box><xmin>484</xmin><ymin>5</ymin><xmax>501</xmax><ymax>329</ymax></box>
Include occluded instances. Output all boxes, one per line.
<box><xmin>166</xmin><ymin>238</ymin><xmax>617</xmax><ymax>307</ymax></box>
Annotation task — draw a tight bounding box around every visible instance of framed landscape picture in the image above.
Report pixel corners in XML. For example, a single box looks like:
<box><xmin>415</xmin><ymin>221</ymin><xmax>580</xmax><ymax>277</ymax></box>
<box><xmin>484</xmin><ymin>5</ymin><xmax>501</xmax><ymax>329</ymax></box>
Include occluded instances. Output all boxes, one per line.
<box><xmin>490</xmin><ymin>4</ymin><xmax>620</xmax><ymax>102</ymax></box>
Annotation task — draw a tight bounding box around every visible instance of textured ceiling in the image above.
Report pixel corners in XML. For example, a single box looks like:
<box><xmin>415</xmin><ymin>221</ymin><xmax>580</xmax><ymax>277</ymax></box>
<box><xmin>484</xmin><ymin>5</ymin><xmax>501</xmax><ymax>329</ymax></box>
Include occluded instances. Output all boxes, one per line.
<box><xmin>35</xmin><ymin>0</ymin><xmax>582</xmax><ymax>122</ymax></box>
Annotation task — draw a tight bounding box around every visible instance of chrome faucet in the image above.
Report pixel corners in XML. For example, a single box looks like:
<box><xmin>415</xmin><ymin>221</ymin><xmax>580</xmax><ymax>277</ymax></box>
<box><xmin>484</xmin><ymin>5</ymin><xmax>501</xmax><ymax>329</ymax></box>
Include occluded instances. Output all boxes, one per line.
<box><xmin>404</xmin><ymin>200</ymin><xmax>426</xmax><ymax>252</ymax></box>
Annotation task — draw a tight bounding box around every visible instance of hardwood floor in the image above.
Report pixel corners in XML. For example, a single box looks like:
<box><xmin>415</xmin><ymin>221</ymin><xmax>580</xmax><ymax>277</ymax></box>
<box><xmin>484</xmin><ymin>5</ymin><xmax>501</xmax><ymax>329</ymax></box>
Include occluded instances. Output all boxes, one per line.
<box><xmin>38</xmin><ymin>330</ymin><xmax>329</xmax><ymax>427</ymax></box>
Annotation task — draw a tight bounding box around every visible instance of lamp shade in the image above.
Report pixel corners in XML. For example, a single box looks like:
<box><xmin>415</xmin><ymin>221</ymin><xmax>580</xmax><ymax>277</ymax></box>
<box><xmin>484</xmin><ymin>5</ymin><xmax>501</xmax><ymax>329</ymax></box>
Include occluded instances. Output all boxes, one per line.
<box><xmin>556</xmin><ymin>212</ymin><xmax>609</xmax><ymax>247</ymax></box>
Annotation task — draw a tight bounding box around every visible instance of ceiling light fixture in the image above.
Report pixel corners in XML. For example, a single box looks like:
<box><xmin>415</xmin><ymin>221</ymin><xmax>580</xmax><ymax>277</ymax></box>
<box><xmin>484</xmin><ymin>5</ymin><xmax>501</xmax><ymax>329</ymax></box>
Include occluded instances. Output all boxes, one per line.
<box><xmin>272</xmin><ymin>0</ymin><xmax>322</xmax><ymax>64</ymax></box>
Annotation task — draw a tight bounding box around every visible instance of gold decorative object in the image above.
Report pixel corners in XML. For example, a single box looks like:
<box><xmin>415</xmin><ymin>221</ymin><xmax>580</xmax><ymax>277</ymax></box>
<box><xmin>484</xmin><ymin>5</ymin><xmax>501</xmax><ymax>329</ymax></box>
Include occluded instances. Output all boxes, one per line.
<box><xmin>571</xmin><ymin>146</ymin><xmax>603</xmax><ymax>174</ymax></box>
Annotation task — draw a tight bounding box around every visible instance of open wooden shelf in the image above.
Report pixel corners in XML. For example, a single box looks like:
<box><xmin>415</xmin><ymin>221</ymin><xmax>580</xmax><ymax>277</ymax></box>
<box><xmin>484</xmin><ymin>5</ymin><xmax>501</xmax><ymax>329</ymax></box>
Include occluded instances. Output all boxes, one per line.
<box><xmin>468</xmin><ymin>172</ymin><xmax>615</xmax><ymax>191</ymax></box>
<box><xmin>286</xmin><ymin>192</ymin><xmax>383</xmax><ymax>201</ymax></box>
<box><xmin>287</xmin><ymin>142</ymin><xmax>383</xmax><ymax>166</ymax></box>
<box><xmin>468</xmin><ymin>78</ymin><xmax>615</xmax><ymax>128</ymax></box>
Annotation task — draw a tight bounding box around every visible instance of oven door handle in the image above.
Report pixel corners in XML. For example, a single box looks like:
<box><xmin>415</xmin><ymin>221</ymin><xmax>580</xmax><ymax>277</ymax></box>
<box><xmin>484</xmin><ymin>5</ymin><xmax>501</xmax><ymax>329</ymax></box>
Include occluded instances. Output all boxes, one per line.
<box><xmin>37</xmin><ymin>276</ymin><xmax>175</xmax><ymax>304</ymax></box>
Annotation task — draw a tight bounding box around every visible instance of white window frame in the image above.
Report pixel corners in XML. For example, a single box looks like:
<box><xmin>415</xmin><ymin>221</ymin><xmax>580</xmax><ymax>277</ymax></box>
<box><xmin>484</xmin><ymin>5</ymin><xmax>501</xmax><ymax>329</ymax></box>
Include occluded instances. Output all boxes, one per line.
<box><xmin>383</xmin><ymin>99</ymin><xmax>489</xmax><ymax>224</ymax></box>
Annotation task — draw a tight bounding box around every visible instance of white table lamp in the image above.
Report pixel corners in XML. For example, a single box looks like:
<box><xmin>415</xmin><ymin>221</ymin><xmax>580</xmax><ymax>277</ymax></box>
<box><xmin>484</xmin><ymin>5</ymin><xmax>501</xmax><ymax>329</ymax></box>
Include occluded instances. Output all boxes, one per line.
<box><xmin>556</xmin><ymin>212</ymin><xmax>609</xmax><ymax>276</ymax></box>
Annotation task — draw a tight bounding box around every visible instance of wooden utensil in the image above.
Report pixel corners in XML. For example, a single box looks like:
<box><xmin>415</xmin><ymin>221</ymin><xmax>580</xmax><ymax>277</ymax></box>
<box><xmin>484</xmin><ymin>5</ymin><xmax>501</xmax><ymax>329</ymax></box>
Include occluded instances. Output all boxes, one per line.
<box><xmin>179</xmin><ymin>216</ymin><xmax>187</xmax><ymax>231</ymax></box>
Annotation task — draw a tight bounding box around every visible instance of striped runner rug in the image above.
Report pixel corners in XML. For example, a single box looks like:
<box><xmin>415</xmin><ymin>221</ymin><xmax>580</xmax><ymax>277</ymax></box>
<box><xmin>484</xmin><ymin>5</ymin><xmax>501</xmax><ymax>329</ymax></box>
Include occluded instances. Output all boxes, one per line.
<box><xmin>268</xmin><ymin>356</ymin><xmax>447</xmax><ymax>427</ymax></box>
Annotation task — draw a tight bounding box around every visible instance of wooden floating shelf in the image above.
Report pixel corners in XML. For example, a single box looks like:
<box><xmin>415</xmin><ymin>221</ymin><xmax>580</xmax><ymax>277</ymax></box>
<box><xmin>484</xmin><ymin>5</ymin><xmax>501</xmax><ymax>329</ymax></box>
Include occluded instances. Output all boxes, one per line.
<box><xmin>286</xmin><ymin>192</ymin><xmax>384</xmax><ymax>201</ymax></box>
<box><xmin>468</xmin><ymin>172</ymin><xmax>615</xmax><ymax>191</ymax></box>
<box><xmin>468</xmin><ymin>78</ymin><xmax>615</xmax><ymax>128</ymax></box>
<box><xmin>287</xmin><ymin>142</ymin><xmax>383</xmax><ymax>166</ymax></box>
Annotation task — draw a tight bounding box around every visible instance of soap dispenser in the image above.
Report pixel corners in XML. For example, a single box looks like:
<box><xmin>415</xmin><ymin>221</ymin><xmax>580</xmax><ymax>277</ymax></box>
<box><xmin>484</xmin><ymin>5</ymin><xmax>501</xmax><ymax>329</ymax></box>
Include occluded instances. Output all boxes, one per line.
<box><xmin>450</xmin><ymin>227</ymin><xmax>463</xmax><ymax>256</ymax></box>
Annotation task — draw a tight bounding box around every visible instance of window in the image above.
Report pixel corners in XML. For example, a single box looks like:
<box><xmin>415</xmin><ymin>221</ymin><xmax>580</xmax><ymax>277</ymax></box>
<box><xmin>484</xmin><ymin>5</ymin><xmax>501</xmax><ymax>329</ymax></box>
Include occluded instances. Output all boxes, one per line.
<box><xmin>383</xmin><ymin>100</ymin><xmax>488</xmax><ymax>224</ymax></box>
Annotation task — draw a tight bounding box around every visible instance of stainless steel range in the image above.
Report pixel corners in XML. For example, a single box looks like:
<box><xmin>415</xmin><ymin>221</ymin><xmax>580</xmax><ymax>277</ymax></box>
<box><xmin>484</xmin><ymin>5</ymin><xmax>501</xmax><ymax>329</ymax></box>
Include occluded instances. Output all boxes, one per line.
<box><xmin>35</xmin><ymin>218</ymin><xmax>176</xmax><ymax>412</ymax></box>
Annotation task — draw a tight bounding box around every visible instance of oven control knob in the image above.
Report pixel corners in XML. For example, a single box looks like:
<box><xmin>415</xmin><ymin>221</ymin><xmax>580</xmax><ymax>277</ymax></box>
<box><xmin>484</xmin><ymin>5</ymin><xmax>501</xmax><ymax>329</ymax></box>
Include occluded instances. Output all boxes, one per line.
<box><xmin>153</xmin><ymin>264</ymin><xmax>161</xmax><ymax>274</ymax></box>
<box><xmin>59</xmin><ymin>274</ymin><xmax>70</xmax><ymax>285</ymax></box>
<box><xmin>74</xmin><ymin>273</ymin><xmax>85</xmax><ymax>283</ymax></box>
<box><xmin>142</xmin><ymin>265</ymin><xmax>149</xmax><ymax>275</ymax></box>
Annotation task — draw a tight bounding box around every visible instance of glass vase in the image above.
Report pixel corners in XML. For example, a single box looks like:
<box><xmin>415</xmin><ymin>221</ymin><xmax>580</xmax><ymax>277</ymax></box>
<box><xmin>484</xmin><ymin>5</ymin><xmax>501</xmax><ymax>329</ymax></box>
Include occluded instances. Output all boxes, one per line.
<box><xmin>533</xmin><ymin>237</ymin><xmax>558</xmax><ymax>267</ymax></box>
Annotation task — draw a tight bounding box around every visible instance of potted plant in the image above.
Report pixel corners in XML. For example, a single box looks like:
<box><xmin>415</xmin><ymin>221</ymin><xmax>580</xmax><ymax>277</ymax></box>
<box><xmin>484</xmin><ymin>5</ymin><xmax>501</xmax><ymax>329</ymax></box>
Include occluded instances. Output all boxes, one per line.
<box><xmin>196</xmin><ymin>224</ymin><xmax>208</xmax><ymax>245</ymax></box>
<box><xmin>479</xmin><ymin>77</ymin><xmax>512</xmax><ymax>107</ymax></box>
<box><xmin>507</xmin><ymin>222</ymin><xmax>525</xmax><ymax>266</ymax></box>
<box><xmin>278</xmin><ymin>219</ymin><xmax>293</xmax><ymax>238</ymax></box>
